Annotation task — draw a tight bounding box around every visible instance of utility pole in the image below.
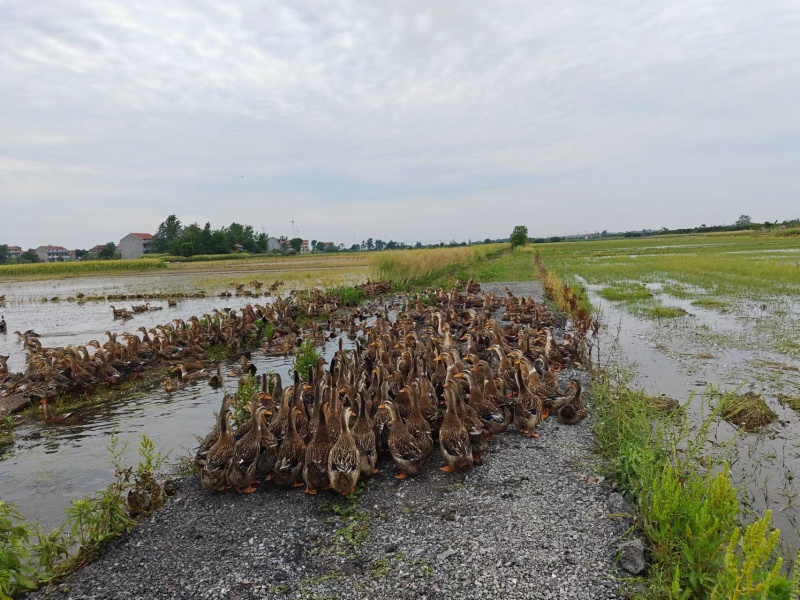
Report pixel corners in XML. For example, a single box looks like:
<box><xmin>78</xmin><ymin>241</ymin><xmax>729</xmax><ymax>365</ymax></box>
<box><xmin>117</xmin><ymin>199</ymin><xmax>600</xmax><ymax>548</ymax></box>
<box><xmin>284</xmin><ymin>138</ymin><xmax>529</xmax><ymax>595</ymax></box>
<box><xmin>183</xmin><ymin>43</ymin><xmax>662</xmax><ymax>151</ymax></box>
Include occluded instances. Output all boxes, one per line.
<box><xmin>290</xmin><ymin>212</ymin><xmax>296</xmax><ymax>238</ymax></box>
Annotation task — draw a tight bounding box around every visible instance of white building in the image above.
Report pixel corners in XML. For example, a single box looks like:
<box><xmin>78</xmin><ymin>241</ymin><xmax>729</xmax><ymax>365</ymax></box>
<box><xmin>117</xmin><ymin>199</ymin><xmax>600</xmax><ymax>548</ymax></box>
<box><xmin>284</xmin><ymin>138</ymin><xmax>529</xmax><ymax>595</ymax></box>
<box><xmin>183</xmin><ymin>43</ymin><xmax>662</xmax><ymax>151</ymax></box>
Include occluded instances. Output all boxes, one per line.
<box><xmin>34</xmin><ymin>245</ymin><xmax>70</xmax><ymax>262</ymax></box>
<box><xmin>266</xmin><ymin>237</ymin><xmax>282</xmax><ymax>251</ymax></box>
<box><xmin>119</xmin><ymin>233</ymin><xmax>153</xmax><ymax>259</ymax></box>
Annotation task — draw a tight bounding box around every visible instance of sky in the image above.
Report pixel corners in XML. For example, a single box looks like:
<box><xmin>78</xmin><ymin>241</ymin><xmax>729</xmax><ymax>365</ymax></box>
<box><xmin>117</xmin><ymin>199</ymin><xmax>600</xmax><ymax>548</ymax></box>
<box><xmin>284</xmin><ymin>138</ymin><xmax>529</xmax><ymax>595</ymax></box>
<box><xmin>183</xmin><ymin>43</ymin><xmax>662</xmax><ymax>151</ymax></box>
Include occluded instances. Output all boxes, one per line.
<box><xmin>1</xmin><ymin>1</ymin><xmax>799</xmax><ymax>250</ymax></box>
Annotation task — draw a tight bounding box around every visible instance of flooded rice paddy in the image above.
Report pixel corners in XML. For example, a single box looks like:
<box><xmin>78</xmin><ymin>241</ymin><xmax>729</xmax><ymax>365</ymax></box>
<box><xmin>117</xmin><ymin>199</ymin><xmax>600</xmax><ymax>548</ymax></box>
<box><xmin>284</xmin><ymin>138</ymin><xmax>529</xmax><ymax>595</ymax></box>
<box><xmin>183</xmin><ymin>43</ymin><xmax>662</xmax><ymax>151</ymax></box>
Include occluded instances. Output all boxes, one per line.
<box><xmin>588</xmin><ymin>281</ymin><xmax>800</xmax><ymax>555</ymax></box>
<box><xmin>0</xmin><ymin>270</ymin><xmax>367</xmax><ymax>529</ymax></box>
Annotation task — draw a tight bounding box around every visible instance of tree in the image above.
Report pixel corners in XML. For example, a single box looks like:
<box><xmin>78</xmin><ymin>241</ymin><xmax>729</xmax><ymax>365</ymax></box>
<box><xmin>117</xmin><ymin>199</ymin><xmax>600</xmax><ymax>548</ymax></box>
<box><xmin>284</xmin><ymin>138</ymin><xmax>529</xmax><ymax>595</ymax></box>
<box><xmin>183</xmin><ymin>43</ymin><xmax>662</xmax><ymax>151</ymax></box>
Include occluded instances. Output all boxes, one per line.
<box><xmin>315</xmin><ymin>241</ymin><xmax>326</xmax><ymax>252</ymax></box>
<box><xmin>289</xmin><ymin>237</ymin><xmax>303</xmax><ymax>253</ymax></box>
<box><xmin>18</xmin><ymin>250</ymin><xmax>39</xmax><ymax>263</ymax></box>
<box><xmin>374</xmin><ymin>239</ymin><xmax>385</xmax><ymax>251</ymax></box>
<box><xmin>736</xmin><ymin>215</ymin><xmax>752</xmax><ymax>226</ymax></box>
<box><xmin>311</xmin><ymin>240</ymin><xmax>317</xmax><ymax>250</ymax></box>
<box><xmin>414</xmin><ymin>242</ymin><xmax>422</xmax><ymax>249</ymax></box>
<box><xmin>0</xmin><ymin>244</ymin><xmax>8</xmax><ymax>265</ymax></box>
<box><xmin>151</xmin><ymin>215</ymin><xmax>183</xmax><ymax>253</ymax></box>
<box><xmin>350</xmin><ymin>243</ymin><xmax>360</xmax><ymax>252</ymax></box>
<box><xmin>365</xmin><ymin>238</ymin><xmax>374</xmax><ymax>251</ymax></box>
<box><xmin>98</xmin><ymin>242</ymin><xmax>116</xmax><ymax>260</ymax></box>
<box><xmin>510</xmin><ymin>225</ymin><xmax>528</xmax><ymax>249</ymax></box>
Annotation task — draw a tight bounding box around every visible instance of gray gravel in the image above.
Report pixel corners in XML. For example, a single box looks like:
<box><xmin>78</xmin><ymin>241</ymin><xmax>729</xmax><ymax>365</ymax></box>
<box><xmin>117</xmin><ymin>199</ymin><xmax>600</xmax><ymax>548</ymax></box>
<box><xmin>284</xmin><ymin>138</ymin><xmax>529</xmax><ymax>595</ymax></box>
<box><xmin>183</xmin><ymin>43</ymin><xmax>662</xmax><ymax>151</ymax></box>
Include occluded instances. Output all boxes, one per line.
<box><xmin>28</xmin><ymin>282</ymin><xmax>631</xmax><ymax>599</ymax></box>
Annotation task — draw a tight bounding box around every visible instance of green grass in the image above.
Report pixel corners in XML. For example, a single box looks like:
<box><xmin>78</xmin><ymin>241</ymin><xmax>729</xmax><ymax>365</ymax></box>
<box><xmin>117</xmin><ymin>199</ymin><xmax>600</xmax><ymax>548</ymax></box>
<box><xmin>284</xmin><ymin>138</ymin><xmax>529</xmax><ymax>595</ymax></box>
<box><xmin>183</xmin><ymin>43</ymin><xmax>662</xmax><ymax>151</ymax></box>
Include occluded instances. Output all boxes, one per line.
<box><xmin>592</xmin><ymin>372</ymin><xmax>791</xmax><ymax>598</ymax></box>
<box><xmin>161</xmin><ymin>253</ymin><xmax>252</xmax><ymax>262</ymax></box>
<box><xmin>717</xmin><ymin>391</ymin><xmax>777</xmax><ymax>431</ymax></box>
<box><xmin>639</xmin><ymin>305</ymin><xmax>690</xmax><ymax>319</ymax></box>
<box><xmin>598</xmin><ymin>283</ymin><xmax>653</xmax><ymax>302</ymax></box>
<box><xmin>691</xmin><ymin>298</ymin><xmax>730</xmax><ymax>310</ymax></box>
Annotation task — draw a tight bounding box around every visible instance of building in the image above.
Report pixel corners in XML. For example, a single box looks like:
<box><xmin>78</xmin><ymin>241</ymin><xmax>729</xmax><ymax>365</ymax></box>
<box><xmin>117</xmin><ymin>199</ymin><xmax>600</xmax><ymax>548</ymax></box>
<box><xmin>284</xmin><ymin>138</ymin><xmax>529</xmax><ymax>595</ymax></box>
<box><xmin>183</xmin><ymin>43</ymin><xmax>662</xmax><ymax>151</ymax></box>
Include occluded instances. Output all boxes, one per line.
<box><xmin>7</xmin><ymin>246</ymin><xmax>21</xmax><ymax>260</ymax></box>
<box><xmin>300</xmin><ymin>240</ymin><xmax>310</xmax><ymax>253</ymax></box>
<box><xmin>35</xmin><ymin>245</ymin><xmax>70</xmax><ymax>262</ymax></box>
<box><xmin>266</xmin><ymin>237</ymin><xmax>282</xmax><ymax>251</ymax></box>
<box><xmin>119</xmin><ymin>233</ymin><xmax>153</xmax><ymax>259</ymax></box>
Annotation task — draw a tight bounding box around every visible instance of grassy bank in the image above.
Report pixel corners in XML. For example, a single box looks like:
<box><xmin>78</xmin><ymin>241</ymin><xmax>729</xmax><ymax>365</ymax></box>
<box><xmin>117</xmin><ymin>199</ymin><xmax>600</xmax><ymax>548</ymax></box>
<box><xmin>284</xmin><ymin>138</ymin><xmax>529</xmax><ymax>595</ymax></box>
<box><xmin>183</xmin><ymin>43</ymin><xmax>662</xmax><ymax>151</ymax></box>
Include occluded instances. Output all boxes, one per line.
<box><xmin>592</xmin><ymin>371</ymin><xmax>794</xmax><ymax>598</ymax></box>
<box><xmin>372</xmin><ymin>243</ymin><xmax>510</xmax><ymax>287</ymax></box>
<box><xmin>0</xmin><ymin>259</ymin><xmax>166</xmax><ymax>279</ymax></box>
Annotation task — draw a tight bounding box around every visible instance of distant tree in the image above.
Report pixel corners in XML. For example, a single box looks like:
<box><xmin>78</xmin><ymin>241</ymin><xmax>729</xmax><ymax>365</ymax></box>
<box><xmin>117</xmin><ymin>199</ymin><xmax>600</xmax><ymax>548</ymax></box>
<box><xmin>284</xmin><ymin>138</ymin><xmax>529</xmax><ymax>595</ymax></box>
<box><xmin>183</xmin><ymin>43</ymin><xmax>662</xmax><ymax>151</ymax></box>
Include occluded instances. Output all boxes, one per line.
<box><xmin>385</xmin><ymin>240</ymin><xmax>398</xmax><ymax>250</ymax></box>
<box><xmin>311</xmin><ymin>240</ymin><xmax>317</xmax><ymax>250</ymax></box>
<box><xmin>484</xmin><ymin>238</ymin><xmax>492</xmax><ymax>244</ymax></box>
<box><xmin>414</xmin><ymin>241</ymin><xmax>422</xmax><ymax>248</ymax></box>
<box><xmin>0</xmin><ymin>244</ymin><xmax>8</xmax><ymax>265</ymax></box>
<box><xmin>18</xmin><ymin>250</ymin><xmax>39</xmax><ymax>263</ymax></box>
<box><xmin>98</xmin><ymin>242</ymin><xmax>116</xmax><ymax>260</ymax></box>
<box><xmin>152</xmin><ymin>215</ymin><xmax>183</xmax><ymax>253</ymax></box>
<box><xmin>366</xmin><ymin>238</ymin><xmax>374</xmax><ymax>251</ymax></box>
<box><xmin>289</xmin><ymin>237</ymin><xmax>303</xmax><ymax>253</ymax></box>
<box><xmin>510</xmin><ymin>225</ymin><xmax>528</xmax><ymax>249</ymax></box>
<box><xmin>350</xmin><ymin>243</ymin><xmax>360</xmax><ymax>252</ymax></box>
<box><xmin>315</xmin><ymin>241</ymin><xmax>326</xmax><ymax>252</ymax></box>
<box><xmin>374</xmin><ymin>239</ymin><xmax>385</xmax><ymax>251</ymax></box>
<box><xmin>323</xmin><ymin>243</ymin><xmax>340</xmax><ymax>253</ymax></box>
<box><xmin>736</xmin><ymin>215</ymin><xmax>752</xmax><ymax>226</ymax></box>
<box><xmin>74</xmin><ymin>249</ymin><xmax>88</xmax><ymax>260</ymax></box>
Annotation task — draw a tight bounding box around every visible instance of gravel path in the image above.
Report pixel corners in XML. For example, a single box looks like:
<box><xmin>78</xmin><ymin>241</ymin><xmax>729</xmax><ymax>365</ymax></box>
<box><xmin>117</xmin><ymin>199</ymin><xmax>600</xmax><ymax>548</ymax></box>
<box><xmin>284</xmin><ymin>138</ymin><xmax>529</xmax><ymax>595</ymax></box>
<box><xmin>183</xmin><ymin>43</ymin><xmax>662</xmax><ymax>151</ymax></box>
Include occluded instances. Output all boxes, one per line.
<box><xmin>29</xmin><ymin>282</ymin><xmax>630</xmax><ymax>600</ymax></box>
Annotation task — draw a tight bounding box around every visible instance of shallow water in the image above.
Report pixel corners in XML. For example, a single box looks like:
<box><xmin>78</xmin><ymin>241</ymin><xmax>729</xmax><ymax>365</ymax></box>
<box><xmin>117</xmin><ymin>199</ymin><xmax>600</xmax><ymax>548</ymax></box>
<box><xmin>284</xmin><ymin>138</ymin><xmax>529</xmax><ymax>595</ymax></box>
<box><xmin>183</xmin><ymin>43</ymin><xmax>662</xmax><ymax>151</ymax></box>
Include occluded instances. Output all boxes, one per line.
<box><xmin>589</xmin><ymin>285</ymin><xmax>800</xmax><ymax>555</ymax></box>
<box><xmin>0</xmin><ymin>274</ymin><xmax>368</xmax><ymax>529</ymax></box>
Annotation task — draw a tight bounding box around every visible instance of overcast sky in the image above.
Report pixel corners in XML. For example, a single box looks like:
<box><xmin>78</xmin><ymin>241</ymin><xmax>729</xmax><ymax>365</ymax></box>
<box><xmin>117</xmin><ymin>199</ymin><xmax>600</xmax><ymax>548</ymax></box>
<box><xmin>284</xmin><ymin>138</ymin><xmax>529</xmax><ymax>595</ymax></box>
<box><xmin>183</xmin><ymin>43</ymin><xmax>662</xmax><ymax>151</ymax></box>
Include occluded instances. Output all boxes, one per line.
<box><xmin>2</xmin><ymin>1</ymin><xmax>799</xmax><ymax>249</ymax></box>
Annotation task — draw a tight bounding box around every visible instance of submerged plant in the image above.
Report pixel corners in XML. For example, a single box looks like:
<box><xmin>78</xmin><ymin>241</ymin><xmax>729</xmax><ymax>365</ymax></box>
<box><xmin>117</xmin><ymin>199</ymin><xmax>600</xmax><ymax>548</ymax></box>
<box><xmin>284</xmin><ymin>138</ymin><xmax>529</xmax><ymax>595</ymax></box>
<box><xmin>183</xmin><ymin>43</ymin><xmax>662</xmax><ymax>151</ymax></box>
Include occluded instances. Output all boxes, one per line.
<box><xmin>718</xmin><ymin>391</ymin><xmax>777</xmax><ymax>432</ymax></box>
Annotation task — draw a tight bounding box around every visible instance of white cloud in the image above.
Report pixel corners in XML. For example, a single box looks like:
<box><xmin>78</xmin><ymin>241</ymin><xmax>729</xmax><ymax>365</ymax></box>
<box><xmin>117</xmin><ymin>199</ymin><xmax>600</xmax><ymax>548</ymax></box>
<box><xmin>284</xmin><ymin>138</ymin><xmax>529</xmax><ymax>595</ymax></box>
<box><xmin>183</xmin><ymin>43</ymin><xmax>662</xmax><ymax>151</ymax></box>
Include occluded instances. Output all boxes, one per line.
<box><xmin>1</xmin><ymin>0</ymin><xmax>799</xmax><ymax>248</ymax></box>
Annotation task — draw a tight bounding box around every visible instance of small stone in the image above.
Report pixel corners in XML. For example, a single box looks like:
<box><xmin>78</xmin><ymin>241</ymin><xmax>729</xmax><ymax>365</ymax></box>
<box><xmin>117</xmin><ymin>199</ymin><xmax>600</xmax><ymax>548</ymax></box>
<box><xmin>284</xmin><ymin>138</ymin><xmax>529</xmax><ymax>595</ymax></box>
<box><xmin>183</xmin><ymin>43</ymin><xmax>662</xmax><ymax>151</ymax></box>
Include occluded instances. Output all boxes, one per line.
<box><xmin>437</xmin><ymin>548</ymin><xmax>457</xmax><ymax>562</ymax></box>
<box><xmin>618</xmin><ymin>539</ymin><xmax>646</xmax><ymax>575</ymax></box>
<box><xmin>607</xmin><ymin>492</ymin><xmax>633</xmax><ymax>515</ymax></box>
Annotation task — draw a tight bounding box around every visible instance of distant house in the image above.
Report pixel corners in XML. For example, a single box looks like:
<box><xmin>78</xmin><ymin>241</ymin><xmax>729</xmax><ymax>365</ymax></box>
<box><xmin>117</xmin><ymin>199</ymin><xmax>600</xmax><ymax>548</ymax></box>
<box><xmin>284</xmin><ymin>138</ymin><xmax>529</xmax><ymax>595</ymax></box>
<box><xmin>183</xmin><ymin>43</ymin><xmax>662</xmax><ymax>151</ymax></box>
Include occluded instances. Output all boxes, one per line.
<box><xmin>233</xmin><ymin>244</ymin><xmax>245</xmax><ymax>253</ymax></box>
<box><xmin>7</xmin><ymin>246</ymin><xmax>21</xmax><ymax>259</ymax></box>
<box><xmin>119</xmin><ymin>233</ymin><xmax>152</xmax><ymax>259</ymax></box>
<box><xmin>35</xmin><ymin>245</ymin><xmax>70</xmax><ymax>262</ymax></box>
<box><xmin>89</xmin><ymin>244</ymin><xmax>106</xmax><ymax>254</ymax></box>
<box><xmin>266</xmin><ymin>237</ymin><xmax>282</xmax><ymax>251</ymax></box>
<box><xmin>300</xmin><ymin>240</ymin><xmax>310</xmax><ymax>253</ymax></box>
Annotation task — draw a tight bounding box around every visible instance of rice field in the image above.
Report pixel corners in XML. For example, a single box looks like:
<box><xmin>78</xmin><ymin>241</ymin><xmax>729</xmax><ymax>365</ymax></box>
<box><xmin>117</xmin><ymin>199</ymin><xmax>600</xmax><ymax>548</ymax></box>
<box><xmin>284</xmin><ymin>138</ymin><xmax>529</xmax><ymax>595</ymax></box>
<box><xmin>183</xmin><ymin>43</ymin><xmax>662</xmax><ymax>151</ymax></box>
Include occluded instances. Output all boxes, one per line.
<box><xmin>533</xmin><ymin>231</ymin><xmax>800</xmax><ymax>557</ymax></box>
<box><xmin>0</xmin><ymin>258</ymin><xmax>166</xmax><ymax>278</ymax></box>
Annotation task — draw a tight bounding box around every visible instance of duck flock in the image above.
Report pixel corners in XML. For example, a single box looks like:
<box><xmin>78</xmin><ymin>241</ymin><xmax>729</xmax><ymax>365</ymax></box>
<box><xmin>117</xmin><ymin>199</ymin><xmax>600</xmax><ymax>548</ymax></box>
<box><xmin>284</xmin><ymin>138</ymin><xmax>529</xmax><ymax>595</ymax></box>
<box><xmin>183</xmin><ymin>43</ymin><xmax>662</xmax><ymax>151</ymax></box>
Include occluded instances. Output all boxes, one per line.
<box><xmin>195</xmin><ymin>282</ymin><xmax>588</xmax><ymax>495</ymax></box>
<box><xmin>0</xmin><ymin>281</ymin><xmax>391</xmax><ymax>407</ymax></box>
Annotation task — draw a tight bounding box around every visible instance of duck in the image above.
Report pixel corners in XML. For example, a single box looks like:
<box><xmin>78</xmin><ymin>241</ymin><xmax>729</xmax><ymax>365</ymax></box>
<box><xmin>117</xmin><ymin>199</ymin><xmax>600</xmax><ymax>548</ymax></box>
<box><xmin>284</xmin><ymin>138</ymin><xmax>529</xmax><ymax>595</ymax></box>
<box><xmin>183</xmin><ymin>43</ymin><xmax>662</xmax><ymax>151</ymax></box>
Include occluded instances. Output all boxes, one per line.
<box><xmin>303</xmin><ymin>401</ymin><xmax>333</xmax><ymax>495</ymax></box>
<box><xmin>226</xmin><ymin>401</ymin><xmax>265</xmax><ymax>493</ymax></box>
<box><xmin>439</xmin><ymin>384</ymin><xmax>473</xmax><ymax>473</ymax></box>
<box><xmin>271</xmin><ymin>403</ymin><xmax>306</xmax><ymax>488</ymax></box>
<box><xmin>459</xmin><ymin>369</ymin><xmax>508</xmax><ymax>435</ymax></box>
<box><xmin>513</xmin><ymin>366</ymin><xmax>543</xmax><ymax>438</ymax></box>
<box><xmin>404</xmin><ymin>384</ymin><xmax>433</xmax><ymax>459</ymax></box>
<box><xmin>208</xmin><ymin>364</ymin><xmax>223</xmax><ymax>387</ymax></box>
<box><xmin>195</xmin><ymin>394</ymin><xmax>235</xmax><ymax>467</ymax></box>
<box><xmin>555</xmin><ymin>379</ymin><xmax>587</xmax><ymax>425</ymax></box>
<box><xmin>201</xmin><ymin>395</ymin><xmax>236</xmax><ymax>491</ymax></box>
<box><xmin>381</xmin><ymin>399</ymin><xmax>424</xmax><ymax>479</ymax></box>
<box><xmin>327</xmin><ymin>407</ymin><xmax>361</xmax><ymax>495</ymax></box>
<box><xmin>39</xmin><ymin>399</ymin><xmax>83</xmax><ymax>425</ymax></box>
<box><xmin>162</xmin><ymin>378</ymin><xmax>183</xmax><ymax>394</ymax></box>
<box><xmin>352</xmin><ymin>393</ymin><xmax>378</xmax><ymax>477</ymax></box>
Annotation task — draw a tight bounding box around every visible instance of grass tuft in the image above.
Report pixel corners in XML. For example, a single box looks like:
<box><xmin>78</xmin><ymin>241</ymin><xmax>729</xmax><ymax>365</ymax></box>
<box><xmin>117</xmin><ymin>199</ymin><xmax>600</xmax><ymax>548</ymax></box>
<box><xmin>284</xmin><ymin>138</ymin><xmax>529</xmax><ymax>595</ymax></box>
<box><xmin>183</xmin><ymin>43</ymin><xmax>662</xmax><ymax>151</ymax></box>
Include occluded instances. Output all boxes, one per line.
<box><xmin>640</xmin><ymin>305</ymin><xmax>689</xmax><ymax>319</ymax></box>
<box><xmin>598</xmin><ymin>283</ymin><xmax>653</xmax><ymax>302</ymax></box>
<box><xmin>718</xmin><ymin>391</ymin><xmax>777</xmax><ymax>431</ymax></box>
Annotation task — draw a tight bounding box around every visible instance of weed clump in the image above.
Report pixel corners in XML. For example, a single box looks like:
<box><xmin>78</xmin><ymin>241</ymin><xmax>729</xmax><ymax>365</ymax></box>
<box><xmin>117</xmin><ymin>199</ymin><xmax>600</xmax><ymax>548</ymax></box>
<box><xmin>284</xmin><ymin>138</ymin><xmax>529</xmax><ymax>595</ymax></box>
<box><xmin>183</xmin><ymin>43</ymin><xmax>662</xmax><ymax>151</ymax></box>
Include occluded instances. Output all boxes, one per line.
<box><xmin>641</xmin><ymin>305</ymin><xmax>688</xmax><ymax>319</ymax></box>
<box><xmin>598</xmin><ymin>283</ymin><xmax>653</xmax><ymax>302</ymax></box>
<box><xmin>293</xmin><ymin>339</ymin><xmax>321</xmax><ymax>381</ymax></box>
<box><xmin>718</xmin><ymin>391</ymin><xmax>777</xmax><ymax>431</ymax></box>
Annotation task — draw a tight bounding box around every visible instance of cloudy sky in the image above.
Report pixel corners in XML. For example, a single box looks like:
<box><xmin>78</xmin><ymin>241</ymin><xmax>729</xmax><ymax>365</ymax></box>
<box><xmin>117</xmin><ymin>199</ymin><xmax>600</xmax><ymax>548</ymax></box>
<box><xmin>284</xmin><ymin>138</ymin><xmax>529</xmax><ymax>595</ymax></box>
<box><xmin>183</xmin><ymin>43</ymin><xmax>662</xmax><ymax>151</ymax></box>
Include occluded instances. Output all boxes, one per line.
<box><xmin>2</xmin><ymin>1</ymin><xmax>799</xmax><ymax>249</ymax></box>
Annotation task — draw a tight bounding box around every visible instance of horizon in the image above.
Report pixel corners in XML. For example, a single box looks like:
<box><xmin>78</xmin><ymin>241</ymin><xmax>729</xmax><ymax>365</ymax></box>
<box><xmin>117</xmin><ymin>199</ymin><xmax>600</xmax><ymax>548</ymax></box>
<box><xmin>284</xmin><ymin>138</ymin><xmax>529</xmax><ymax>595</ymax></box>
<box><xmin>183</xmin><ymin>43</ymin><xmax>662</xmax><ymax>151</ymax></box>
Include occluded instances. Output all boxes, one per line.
<box><xmin>2</xmin><ymin>1</ymin><xmax>799</xmax><ymax>249</ymax></box>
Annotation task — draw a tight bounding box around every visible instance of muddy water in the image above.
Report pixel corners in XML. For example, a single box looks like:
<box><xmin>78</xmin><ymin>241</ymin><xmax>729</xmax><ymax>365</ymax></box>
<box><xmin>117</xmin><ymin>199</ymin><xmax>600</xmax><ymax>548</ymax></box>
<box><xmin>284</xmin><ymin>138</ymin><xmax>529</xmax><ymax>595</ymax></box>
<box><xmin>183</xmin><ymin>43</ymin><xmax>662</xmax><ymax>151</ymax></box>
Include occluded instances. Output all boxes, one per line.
<box><xmin>589</xmin><ymin>284</ymin><xmax>800</xmax><ymax>555</ymax></box>
<box><xmin>0</xmin><ymin>276</ymin><xmax>368</xmax><ymax>529</ymax></box>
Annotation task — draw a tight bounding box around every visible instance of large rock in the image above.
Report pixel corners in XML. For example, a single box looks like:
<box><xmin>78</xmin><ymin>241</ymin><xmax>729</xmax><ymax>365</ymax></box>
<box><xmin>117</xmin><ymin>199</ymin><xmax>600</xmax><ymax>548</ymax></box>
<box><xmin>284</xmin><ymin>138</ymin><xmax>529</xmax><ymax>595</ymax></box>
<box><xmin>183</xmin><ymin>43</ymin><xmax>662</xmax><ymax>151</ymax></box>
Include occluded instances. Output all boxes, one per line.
<box><xmin>0</xmin><ymin>394</ymin><xmax>30</xmax><ymax>416</ymax></box>
<box><xmin>618</xmin><ymin>539</ymin><xmax>646</xmax><ymax>574</ymax></box>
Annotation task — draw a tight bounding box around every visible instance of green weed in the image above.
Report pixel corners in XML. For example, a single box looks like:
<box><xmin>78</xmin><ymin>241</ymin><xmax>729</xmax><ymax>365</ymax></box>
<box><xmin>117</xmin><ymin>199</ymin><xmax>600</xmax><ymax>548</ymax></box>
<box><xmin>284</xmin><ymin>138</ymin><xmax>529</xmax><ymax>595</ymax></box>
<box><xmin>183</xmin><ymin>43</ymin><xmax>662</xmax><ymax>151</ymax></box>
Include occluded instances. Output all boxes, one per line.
<box><xmin>717</xmin><ymin>391</ymin><xmax>777</xmax><ymax>432</ymax></box>
<box><xmin>293</xmin><ymin>339</ymin><xmax>321</xmax><ymax>381</ymax></box>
